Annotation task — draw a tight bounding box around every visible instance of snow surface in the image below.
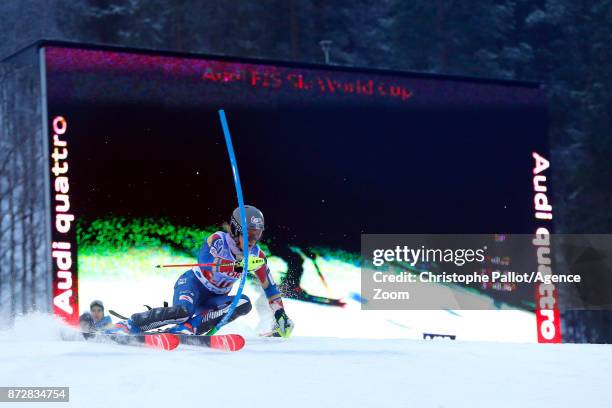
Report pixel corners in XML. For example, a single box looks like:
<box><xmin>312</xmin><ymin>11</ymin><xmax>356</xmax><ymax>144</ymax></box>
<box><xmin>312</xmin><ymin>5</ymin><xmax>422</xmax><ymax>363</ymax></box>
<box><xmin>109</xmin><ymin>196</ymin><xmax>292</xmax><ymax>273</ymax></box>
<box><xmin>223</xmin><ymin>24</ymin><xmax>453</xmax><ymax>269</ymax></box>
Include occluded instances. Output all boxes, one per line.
<box><xmin>1</xmin><ymin>312</ymin><xmax>611</xmax><ymax>408</ymax></box>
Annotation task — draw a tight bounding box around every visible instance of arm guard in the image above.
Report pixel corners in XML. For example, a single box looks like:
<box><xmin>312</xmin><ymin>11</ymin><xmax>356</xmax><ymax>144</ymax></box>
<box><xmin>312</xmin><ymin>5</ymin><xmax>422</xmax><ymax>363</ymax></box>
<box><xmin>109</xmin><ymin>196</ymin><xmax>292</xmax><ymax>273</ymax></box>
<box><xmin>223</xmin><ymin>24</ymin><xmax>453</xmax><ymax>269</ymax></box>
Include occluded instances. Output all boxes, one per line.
<box><xmin>253</xmin><ymin>250</ymin><xmax>284</xmax><ymax>311</ymax></box>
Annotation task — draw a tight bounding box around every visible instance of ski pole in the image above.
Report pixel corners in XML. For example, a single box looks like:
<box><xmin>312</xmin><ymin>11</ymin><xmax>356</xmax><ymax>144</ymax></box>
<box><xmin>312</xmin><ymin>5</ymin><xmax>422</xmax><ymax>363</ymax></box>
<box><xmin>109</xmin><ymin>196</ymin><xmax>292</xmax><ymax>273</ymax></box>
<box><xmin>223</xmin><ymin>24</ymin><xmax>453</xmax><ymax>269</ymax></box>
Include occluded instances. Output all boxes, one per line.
<box><xmin>293</xmin><ymin>247</ymin><xmax>334</xmax><ymax>297</ymax></box>
<box><xmin>154</xmin><ymin>257</ymin><xmax>265</xmax><ymax>271</ymax></box>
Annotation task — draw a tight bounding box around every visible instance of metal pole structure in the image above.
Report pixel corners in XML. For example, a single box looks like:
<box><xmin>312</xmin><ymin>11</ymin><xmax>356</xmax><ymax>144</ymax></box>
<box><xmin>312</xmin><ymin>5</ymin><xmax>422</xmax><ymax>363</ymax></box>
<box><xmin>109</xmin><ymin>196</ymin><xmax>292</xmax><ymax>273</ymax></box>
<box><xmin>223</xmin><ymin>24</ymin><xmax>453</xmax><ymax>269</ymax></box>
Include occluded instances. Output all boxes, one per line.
<box><xmin>319</xmin><ymin>40</ymin><xmax>333</xmax><ymax>65</ymax></box>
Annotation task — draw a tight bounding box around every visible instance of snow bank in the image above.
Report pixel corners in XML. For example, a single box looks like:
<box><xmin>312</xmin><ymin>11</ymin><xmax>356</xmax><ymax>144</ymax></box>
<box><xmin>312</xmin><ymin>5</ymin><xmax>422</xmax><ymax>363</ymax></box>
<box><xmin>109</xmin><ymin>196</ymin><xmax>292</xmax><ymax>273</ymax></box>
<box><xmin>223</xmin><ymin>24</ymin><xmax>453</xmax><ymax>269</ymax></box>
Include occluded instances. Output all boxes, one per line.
<box><xmin>0</xmin><ymin>313</ymin><xmax>610</xmax><ymax>408</ymax></box>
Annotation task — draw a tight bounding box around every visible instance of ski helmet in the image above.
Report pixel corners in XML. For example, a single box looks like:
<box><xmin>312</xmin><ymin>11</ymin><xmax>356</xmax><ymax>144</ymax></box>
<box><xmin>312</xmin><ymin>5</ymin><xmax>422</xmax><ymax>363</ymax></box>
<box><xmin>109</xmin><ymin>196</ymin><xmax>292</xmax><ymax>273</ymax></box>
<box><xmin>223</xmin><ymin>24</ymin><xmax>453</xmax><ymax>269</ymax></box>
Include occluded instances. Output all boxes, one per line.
<box><xmin>90</xmin><ymin>300</ymin><xmax>104</xmax><ymax>311</ymax></box>
<box><xmin>230</xmin><ymin>205</ymin><xmax>265</xmax><ymax>242</ymax></box>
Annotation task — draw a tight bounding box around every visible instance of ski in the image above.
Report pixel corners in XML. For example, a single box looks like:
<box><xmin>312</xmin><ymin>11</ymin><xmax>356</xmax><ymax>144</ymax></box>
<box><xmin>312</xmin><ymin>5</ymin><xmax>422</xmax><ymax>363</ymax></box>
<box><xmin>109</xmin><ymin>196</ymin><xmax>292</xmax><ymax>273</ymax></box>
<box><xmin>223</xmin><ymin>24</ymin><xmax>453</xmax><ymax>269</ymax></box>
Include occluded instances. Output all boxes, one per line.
<box><xmin>282</xmin><ymin>287</ymin><xmax>346</xmax><ymax>307</ymax></box>
<box><xmin>81</xmin><ymin>332</ymin><xmax>179</xmax><ymax>351</ymax></box>
<box><xmin>65</xmin><ymin>330</ymin><xmax>244</xmax><ymax>352</ymax></box>
<box><xmin>175</xmin><ymin>333</ymin><xmax>245</xmax><ymax>352</ymax></box>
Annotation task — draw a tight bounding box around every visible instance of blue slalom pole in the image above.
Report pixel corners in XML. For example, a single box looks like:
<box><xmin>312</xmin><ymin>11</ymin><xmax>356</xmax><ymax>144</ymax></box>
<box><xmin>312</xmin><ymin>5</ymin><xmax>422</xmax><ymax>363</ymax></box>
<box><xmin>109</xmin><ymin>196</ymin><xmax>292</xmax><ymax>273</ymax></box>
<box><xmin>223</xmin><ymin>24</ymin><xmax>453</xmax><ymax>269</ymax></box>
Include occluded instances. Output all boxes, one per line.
<box><xmin>207</xmin><ymin>109</ymin><xmax>249</xmax><ymax>335</ymax></box>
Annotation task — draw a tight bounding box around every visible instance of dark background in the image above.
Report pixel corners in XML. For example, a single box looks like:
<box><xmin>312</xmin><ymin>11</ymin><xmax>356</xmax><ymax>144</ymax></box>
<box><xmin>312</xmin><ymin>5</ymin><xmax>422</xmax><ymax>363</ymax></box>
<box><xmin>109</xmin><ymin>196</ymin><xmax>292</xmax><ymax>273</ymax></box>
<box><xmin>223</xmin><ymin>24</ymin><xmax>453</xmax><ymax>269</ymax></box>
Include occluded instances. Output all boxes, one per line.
<box><xmin>60</xmin><ymin>105</ymin><xmax>545</xmax><ymax>253</ymax></box>
<box><xmin>47</xmin><ymin>48</ymin><xmax>546</xmax><ymax>254</ymax></box>
<box><xmin>2</xmin><ymin>0</ymin><xmax>611</xmax><ymax>235</ymax></box>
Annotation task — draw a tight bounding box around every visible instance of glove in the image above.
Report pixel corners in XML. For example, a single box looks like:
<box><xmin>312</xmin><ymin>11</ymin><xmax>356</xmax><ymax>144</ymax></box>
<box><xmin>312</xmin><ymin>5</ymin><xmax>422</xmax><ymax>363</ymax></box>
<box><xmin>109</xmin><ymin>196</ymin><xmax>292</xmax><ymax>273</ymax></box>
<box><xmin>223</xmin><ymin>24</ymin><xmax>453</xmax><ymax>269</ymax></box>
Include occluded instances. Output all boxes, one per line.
<box><xmin>273</xmin><ymin>308</ymin><xmax>294</xmax><ymax>338</ymax></box>
<box><xmin>237</xmin><ymin>256</ymin><xmax>266</xmax><ymax>272</ymax></box>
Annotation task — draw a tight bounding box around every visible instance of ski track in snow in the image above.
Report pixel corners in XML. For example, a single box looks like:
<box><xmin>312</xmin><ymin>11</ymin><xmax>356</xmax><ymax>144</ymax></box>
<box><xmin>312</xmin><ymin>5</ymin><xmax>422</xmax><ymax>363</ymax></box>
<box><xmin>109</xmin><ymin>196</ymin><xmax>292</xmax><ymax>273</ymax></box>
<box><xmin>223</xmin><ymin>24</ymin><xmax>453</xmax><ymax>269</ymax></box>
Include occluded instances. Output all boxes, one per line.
<box><xmin>1</xmin><ymin>314</ymin><xmax>612</xmax><ymax>408</ymax></box>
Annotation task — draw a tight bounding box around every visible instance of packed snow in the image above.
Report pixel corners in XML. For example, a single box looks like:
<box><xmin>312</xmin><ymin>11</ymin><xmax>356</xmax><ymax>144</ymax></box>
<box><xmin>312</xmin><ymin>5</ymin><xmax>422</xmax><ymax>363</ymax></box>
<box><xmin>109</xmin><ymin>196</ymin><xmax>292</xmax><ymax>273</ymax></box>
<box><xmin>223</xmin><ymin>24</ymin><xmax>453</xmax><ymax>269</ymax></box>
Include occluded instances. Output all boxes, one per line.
<box><xmin>1</xmin><ymin>309</ymin><xmax>611</xmax><ymax>408</ymax></box>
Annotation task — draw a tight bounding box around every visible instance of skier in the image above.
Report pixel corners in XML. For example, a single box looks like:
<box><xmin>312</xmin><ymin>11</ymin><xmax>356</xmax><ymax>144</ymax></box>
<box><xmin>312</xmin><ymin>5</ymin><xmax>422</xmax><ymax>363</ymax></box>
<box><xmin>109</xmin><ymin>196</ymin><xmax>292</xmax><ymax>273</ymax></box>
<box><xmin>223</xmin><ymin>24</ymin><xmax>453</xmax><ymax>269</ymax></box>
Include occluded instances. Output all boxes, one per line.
<box><xmin>111</xmin><ymin>206</ymin><xmax>294</xmax><ymax>337</ymax></box>
<box><xmin>80</xmin><ymin>300</ymin><xmax>113</xmax><ymax>332</ymax></box>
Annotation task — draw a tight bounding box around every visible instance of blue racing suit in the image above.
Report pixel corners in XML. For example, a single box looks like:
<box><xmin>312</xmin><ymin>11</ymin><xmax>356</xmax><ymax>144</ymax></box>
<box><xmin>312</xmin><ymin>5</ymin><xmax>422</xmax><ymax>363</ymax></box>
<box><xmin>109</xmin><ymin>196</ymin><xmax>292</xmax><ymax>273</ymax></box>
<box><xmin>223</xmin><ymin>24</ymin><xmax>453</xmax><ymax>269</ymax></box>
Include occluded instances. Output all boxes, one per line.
<box><xmin>171</xmin><ymin>231</ymin><xmax>284</xmax><ymax>334</ymax></box>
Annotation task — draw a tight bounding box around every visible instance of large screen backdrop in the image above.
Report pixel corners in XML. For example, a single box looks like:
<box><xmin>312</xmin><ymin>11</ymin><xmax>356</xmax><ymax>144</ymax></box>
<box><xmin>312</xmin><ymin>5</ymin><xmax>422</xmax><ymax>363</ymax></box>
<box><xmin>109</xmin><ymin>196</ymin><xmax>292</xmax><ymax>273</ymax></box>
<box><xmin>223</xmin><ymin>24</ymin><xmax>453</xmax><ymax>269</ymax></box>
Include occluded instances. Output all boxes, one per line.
<box><xmin>42</xmin><ymin>44</ymin><xmax>548</xmax><ymax>341</ymax></box>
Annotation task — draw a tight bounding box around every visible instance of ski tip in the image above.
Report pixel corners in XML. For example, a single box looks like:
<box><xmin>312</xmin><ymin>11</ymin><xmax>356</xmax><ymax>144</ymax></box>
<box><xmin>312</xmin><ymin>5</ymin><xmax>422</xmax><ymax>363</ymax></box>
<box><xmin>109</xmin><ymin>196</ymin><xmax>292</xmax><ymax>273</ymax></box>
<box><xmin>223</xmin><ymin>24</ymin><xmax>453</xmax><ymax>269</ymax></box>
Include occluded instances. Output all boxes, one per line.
<box><xmin>209</xmin><ymin>334</ymin><xmax>245</xmax><ymax>352</ymax></box>
<box><xmin>144</xmin><ymin>333</ymin><xmax>179</xmax><ymax>351</ymax></box>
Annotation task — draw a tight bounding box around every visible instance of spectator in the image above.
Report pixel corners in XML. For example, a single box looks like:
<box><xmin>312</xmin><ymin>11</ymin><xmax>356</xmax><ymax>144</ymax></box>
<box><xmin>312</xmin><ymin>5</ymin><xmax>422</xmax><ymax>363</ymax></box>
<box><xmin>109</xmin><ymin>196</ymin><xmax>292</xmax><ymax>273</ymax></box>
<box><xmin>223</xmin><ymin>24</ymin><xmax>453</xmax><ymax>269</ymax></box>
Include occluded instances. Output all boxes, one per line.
<box><xmin>79</xmin><ymin>300</ymin><xmax>113</xmax><ymax>332</ymax></box>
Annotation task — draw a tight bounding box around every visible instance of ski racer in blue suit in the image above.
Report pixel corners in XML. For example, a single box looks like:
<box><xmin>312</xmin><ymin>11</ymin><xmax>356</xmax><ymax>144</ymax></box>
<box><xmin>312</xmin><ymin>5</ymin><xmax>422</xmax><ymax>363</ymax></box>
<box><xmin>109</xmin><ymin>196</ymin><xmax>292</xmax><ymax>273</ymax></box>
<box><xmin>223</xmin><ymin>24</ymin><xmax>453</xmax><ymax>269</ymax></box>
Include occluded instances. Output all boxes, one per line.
<box><xmin>112</xmin><ymin>206</ymin><xmax>294</xmax><ymax>337</ymax></box>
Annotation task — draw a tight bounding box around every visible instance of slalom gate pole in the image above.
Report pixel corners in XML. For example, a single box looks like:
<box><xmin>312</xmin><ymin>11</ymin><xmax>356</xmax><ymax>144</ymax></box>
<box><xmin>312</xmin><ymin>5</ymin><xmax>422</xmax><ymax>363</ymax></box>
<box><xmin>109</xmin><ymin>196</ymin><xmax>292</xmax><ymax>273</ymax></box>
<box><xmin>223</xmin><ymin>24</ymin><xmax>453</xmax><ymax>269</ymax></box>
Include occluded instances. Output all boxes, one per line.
<box><xmin>207</xmin><ymin>109</ymin><xmax>250</xmax><ymax>336</ymax></box>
